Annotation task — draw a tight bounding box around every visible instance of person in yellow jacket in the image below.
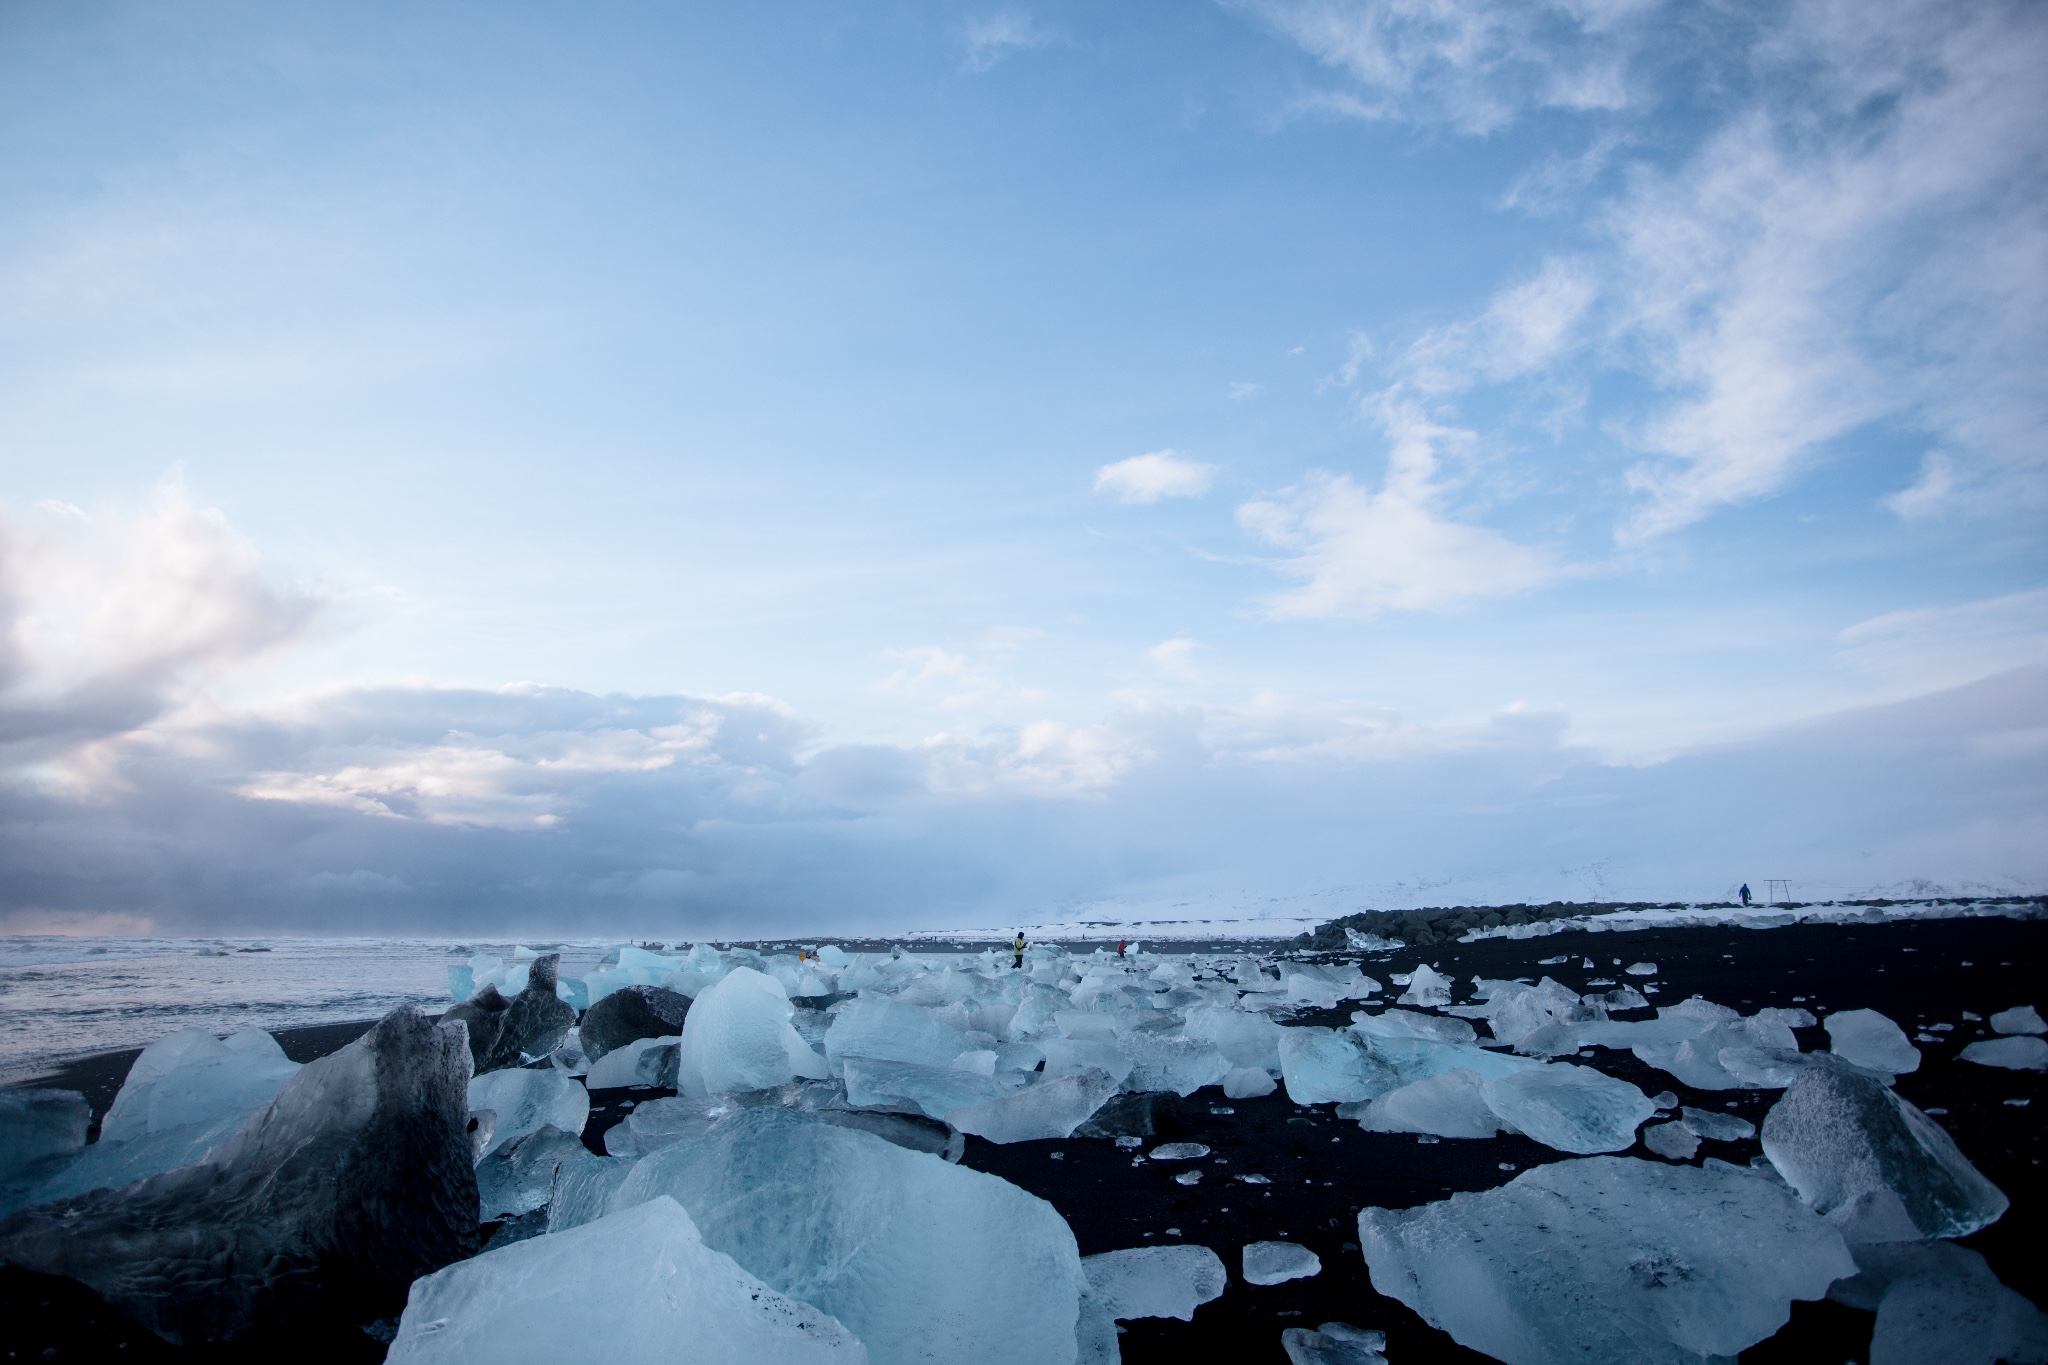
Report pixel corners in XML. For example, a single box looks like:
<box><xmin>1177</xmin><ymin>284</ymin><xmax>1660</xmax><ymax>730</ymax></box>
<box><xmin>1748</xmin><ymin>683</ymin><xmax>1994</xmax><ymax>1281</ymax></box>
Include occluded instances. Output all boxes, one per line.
<box><xmin>1012</xmin><ymin>932</ymin><xmax>1026</xmax><ymax>969</ymax></box>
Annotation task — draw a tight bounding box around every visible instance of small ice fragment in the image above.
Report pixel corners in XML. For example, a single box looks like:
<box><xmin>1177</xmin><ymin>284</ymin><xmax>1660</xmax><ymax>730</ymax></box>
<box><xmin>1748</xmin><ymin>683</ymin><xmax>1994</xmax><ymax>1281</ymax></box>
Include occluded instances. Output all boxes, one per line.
<box><xmin>1396</xmin><ymin>964</ymin><xmax>1453</xmax><ymax>1008</ymax></box>
<box><xmin>1174</xmin><ymin>1170</ymin><xmax>1202</xmax><ymax>1185</ymax></box>
<box><xmin>1148</xmin><ymin>1142</ymin><xmax>1210</xmax><ymax>1160</ymax></box>
<box><xmin>1680</xmin><ymin>1107</ymin><xmax>1756</xmax><ymax>1141</ymax></box>
<box><xmin>1238</xmin><ymin>1173</ymin><xmax>1271</xmax><ymax>1184</ymax></box>
<box><xmin>1961</xmin><ymin>1011</ymin><xmax>1982</xmax><ymax>1021</ymax></box>
<box><xmin>1642</xmin><ymin>1122</ymin><xmax>1700</xmax><ymax>1160</ymax></box>
<box><xmin>1244</xmin><ymin>1240</ymin><xmax>1322</xmax><ymax>1285</ymax></box>
<box><xmin>1222</xmin><ymin>1066</ymin><xmax>1277</xmax><ymax>1098</ymax></box>
<box><xmin>1990</xmin><ymin>1004</ymin><xmax>2044</xmax><ymax>1036</ymax></box>
<box><xmin>1624</xmin><ymin>963</ymin><xmax>1656</xmax><ymax>976</ymax></box>
<box><xmin>1321</xmin><ymin>1322</ymin><xmax>1387</xmax><ymax>1350</ymax></box>
<box><xmin>1081</xmin><ymin>1244</ymin><xmax>1227</xmax><ymax>1321</ymax></box>
<box><xmin>1116</xmin><ymin>1135</ymin><xmax>1142</xmax><ymax>1148</ymax></box>
<box><xmin>1650</xmin><ymin>1091</ymin><xmax>1679</xmax><ymax>1110</ymax></box>
<box><xmin>1959</xmin><ymin>1036</ymin><xmax>2048</xmax><ymax>1071</ymax></box>
<box><xmin>1762</xmin><ymin>1064</ymin><xmax>2008</xmax><ymax>1242</ymax></box>
<box><xmin>1282</xmin><ymin>1327</ymin><xmax>1386</xmax><ymax>1364</ymax></box>
<box><xmin>1824</xmin><ymin>1008</ymin><xmax>1921</xmax><ymax>1075</ymax></box>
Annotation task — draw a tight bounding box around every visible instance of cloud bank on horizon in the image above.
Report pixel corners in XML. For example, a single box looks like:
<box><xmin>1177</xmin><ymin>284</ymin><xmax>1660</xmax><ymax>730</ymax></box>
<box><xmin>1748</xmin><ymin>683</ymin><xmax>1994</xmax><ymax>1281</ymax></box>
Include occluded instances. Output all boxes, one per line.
<box><xmin>0</xmin><ymin>0</ymin><xmax>2042</xmax><ymax>933</ymax></box>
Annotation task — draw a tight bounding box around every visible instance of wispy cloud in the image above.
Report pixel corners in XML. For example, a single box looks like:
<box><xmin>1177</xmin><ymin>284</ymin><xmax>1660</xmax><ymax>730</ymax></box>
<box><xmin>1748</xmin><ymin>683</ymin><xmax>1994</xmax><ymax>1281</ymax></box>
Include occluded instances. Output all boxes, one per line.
<box><xmin>960</xmin><ymin>11</ymin><xmax>1056</xmax><ymax>72</ymax></box>
<box><xmin>1094</xmin><ymin>450</ymin><xmax>1217</xmax><ymax>503</ymax></box>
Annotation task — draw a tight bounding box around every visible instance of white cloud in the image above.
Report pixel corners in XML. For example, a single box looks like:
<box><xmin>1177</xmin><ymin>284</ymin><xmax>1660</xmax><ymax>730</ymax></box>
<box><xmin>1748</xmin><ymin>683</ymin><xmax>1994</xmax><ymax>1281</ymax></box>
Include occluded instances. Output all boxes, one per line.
<box><xmin>1399</xmin><ymin>256</ymin><xmax>1597</xmax><ymax>394</ymax></box>
<box><xmin>1236</xmin><ymin>0</ymin><xmax>1659</xmax><ymax>133</ymax></box>
<box><xmin>1239</xmin><ymin>400</ymin><xmax>1560</xmax><ymax>616</ymax></box>
<box><xmin>1835</xmin><ymin>588</ymin><xmax>2048</xmax><ymax>695</ymax></box>
<box><xmin>960</xmin><ymin>12</ymin><xmax>1055</xmax><ymax>72</ymax></box>
<box><xmin>1094</xmin><ymin>450</ymin><xmax>1217</xmax><ymax>503</ymax></box>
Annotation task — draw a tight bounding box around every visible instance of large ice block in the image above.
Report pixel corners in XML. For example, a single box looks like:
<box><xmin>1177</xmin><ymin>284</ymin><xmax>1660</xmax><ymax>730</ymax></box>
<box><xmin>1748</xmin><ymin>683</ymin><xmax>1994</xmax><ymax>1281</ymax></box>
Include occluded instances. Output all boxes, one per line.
<box><xmin>1360</xmin><ymin>1156</ymin><xmax>1854</xmax><ymax>1364</ymax></box>
<box><xmin>0</xmin><ymin>1007</ymin><xmax>477</xmax><ymax>1345</ymax></box>
<box><xmin>1959</xmin><ymin>1036</ymin><xmax>2048</xmax><ymax>1070</ymax></box>
<box><xmin>0</xmin><ymin>1090</ymin><xmax>90</xmax><ymax>1217</ymax></box>
<box><xmin>1990</xmin><ymin>1004</ymin><xmax>2046</xmax><ymax>1035</ymax></box>
<box><xmin>1826</xmin><ymin>1239</ymin><xmax>2048</xmax><ymax>1365</ymax></box>
<box><xmin>1396</xmin><ymin>964</ymin><xmax>1453</xmax><ymax>1007</ymax></box>
<box><xmin>676</xmin><ymin>966</ymin><xmax>830</xmax><ymax>1096</ymax></box>
<box><xmin>475</xmin><ymin>1123</ymin><xmax>604</xmax><ymax>1221</ymax></box>
<box><xmin>1825</xmin><ymin>1009</ymin><xmax>1920</xmax><ymax>1075</ymax></box>
<box><xmin>825</xmin><ymin>997</ymin><xmax>969</xmax><ymax>1069</ymax></box>
<box><xmin>1352</xmin><ymin>1008</ymin><xmax>1477</xmax><ymax>1046</ymax></box>
<box><xmin>842</xmin><ymin>1056</ymin><xmax>1010</xmax><ymax>1119</ymax></box>
<box><xmin>1348</xmin><ymin>1068</ymin><xmax>1505</xmax><ymax>1139</ymax></box>
<box><xmin>585</xmin><ymin>1035</ymin><xmax>677</xmax><ymax>1089</ymax></box>
<box><xmin>1081</xmin><ymin>1244</ymin><xmax>1227</xmax><ymax>1321</ymax></box>
<box><xmin>468</xmin><ymin>1066</ymin><xmax>588</xmax><ymax>1158</ymax></box>
<box><xmin>386</xmin><ymin>1196</ymin><xmax>867</xmax><ymax>1364</ymax></box>
<box><xmin>1480</xmin><ymin>1064</ymin><xmax>1654</xmax><ymax>1155</ymax></box>
<box><xmin>96</xmin><ymin>1027</ymin><xmax>300</xmax><ymax>1143</ymax></box>
<box><xmin>1182</xmin><ymin>1006</ymin><xmax>1284</xmax><ymax>1072</ymax></box>
<box><xmin>1118</xmin><ymin>1033</ymin><xmax>1231</xmax><ymax>1096</ymax></box>
<box><xmin>589</xmin><ymin>1107</ymin><xmax>1086</xmax><ymax>1365</ymax></box>
<box><xmin>1278</xmin><ymin>1028</ymin><xmax>1395</xmax><ymax>1105</ymax></box>
<box><xmin>1761</xmin><ymin>1063</ymin><xmax>2008</xmax><ymax>1242</ymax></box>
<box><xmin>946</xmin><ymin>1068</ymin><xmax>1119</xmax><ymax>1144</ymax></box>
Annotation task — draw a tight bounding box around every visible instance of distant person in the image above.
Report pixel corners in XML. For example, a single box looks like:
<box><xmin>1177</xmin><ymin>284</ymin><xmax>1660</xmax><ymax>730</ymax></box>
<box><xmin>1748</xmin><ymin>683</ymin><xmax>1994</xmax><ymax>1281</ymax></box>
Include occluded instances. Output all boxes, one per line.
<box><xmin>1740</xmin><ymin>883</ymin><xmax>1752</xmax><ymax>907</ymax></box>
<box><xmin>1116</xmin><ymin>938</ymin><xmax>1127</xmax><ymax>959</ymax></box>
<box><xmin>1013</xmin><ymin>932</ymin><xmax>1026</xmax><ymax>969</ymax></box>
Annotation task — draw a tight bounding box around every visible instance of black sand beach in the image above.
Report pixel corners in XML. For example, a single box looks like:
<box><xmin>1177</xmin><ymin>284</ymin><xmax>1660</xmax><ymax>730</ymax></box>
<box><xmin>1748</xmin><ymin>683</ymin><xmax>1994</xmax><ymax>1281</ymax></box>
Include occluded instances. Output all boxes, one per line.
<box><xmin>4</xmin><ymin>915</ymin><xmax>2042</xmax><ymax>1363</ymax></box>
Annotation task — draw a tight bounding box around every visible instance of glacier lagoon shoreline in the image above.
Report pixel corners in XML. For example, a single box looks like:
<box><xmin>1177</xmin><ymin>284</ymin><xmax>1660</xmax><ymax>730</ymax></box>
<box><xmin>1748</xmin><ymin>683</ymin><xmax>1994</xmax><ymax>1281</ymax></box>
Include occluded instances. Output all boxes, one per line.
<box><xmin>0</xmin><ymin>914</ymin><xmax>2041</xmax><ymax>1364</ymax></box>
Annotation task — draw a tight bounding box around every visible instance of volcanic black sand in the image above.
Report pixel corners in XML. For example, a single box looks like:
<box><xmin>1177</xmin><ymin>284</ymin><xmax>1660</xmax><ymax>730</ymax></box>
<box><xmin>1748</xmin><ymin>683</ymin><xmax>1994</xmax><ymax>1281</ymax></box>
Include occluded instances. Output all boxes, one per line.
<box><xmin>4</xmin><ymin>915</ymin><xmax>2042</xmax><ymax>1363</ymax></box>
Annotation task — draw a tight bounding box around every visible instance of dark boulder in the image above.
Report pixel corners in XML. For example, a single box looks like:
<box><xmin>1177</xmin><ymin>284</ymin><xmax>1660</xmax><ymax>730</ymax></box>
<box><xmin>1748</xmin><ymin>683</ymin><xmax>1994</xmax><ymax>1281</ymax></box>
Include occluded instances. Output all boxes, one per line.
<box><xmin>0</xmin><ymin>1006</ymin><xmax>478</xmax><ymax>1345</ymax></box>
<box><xmin>443</xmin><ymin>983</ymin><xmax>512</xmax><ymax>1073</ymax></box>
<box><xmin>479</xmin><ymin>954</ymin><xmax>576</xmax><ymax>1073</ymax></box>
<box><xmin>579</xmin><ymin>984</ymin><xmax>690</xmax><ymax>1062</ymax></box>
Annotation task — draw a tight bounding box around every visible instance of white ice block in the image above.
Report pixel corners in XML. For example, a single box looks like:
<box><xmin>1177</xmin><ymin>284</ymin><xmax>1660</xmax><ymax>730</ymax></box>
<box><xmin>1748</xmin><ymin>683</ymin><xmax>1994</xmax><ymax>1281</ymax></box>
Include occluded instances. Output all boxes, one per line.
<box><xmin>467</xmin><ymin>1067</ymin><xmax>589</xmax><ymax>1159</ymax></box>
<box><xmin>675</xmin><ymin>966</ymin><xmax>830</xmax><ymax>1097</ymax></box>
<box><xmin>1825</xmin><ymin>1009</ymin><xmax>1920</xmax><ymax>1075</ymax></box>
<box><xmin>1082</xmin><ymin>1244</ymin><xmax>1227</xmax><ymax>1321</ymax></box>
<box><xmin>1244</xmin><ymin>1240</ymin><xmax>1322</xmax><ymax>1286</ymax></box>
<box><xmin>947</xmin><ymin>1068</ymin><xmax>1119</xmax><ymax>1144</ymax></box>
<box><xmin>1480</xmin><ymin>1064</ymin><xmax>1655</xmax><ymax>1154</ymax></box>
<box><xmin>386</xmin><ymin>1196</ymin><xmax>866</xmax><ymax>1365</ymax></box>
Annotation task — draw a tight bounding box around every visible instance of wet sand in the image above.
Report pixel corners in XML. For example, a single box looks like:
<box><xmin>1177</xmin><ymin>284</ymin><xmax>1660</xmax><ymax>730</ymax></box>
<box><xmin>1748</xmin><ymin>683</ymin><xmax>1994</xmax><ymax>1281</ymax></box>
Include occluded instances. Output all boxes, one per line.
<box><xmin>5</xmin><ymin>915</ymin><xmax>2042</xmax><ymax>1363</ymax></box>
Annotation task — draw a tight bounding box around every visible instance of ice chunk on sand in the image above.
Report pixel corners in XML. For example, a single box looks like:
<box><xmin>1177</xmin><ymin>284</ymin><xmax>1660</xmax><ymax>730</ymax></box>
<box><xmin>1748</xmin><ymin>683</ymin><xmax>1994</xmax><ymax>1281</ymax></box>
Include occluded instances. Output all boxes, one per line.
<box><xmin>948</xmin><ymin>1068</ymin><xmax>1119</xmax><ymax>1143</ymax></box>
<box><xmin>1348</xmin><ymin>1069</ymin><xmax>1505</xmax><ymax>1140</ymax></box>
<box><xmin>1119</xmin><ymin>1033</ymin><xmax>1231</xmax><ymax>1097</ymax></box>
<box><xmin>1959</xmin><ymin>1036</ymin><xmax>2048</xmax><ymax>1071</ymax></box>
<box><xmin>842</xmin><ymin>1057</ymin><xmax>1009</xmax><ymax>1120</ymax></box>
<box><xmin>1224</xmin><ymin>1066</ymin><xmax>1278</xmax><ymax>1098</ymax></box>
<box><xmin>676</xmin><ymin>966</ymin><xmax>831</xmax><ymax>1096</ymax></box>
<box><xmin>1761</xmin><ymin>1064</ymin><xmax>2008</xmax><ymax>1242</ymax></box>
<box><xmin>1148</xmin><ymin>1142</ymin><xmax>1209</xmax><ymax>1160</ymax></box>
<box><xmin>1825</xmin><ymin>1239</ymin><xmax>2048</xmax><ymax>1365</ymax></box>
<box><xmin>1081</xmin><ymin>1244</ymin><xmax>1227</xmax><ymax>1320</ymax></box>
<box><xmin>386</xmin><ymin>1196</ymin><xmax>866</xmax><ymax>1365</ymax></box>
<box><xmin>21</xmin><ymin>1104</ymin><xmax>254</xmax><ymax>1208</ymax></box>
<box><xmin>1041</xmin><ymin>1036</ymin><xmax>1136</xmax><ymax>1088</ymax></box>
<box><xmin>468</xmin><ymin>1066</ymin><xmax>588</xmax><ymax>1158</ymax></box>
<box><xmin>1183</xmin><ymin>1006</ymin><xmax>1284</xmax><ymax>1072</ymax></box>
<box><xmin>1679</xmin><ymin>1107</ymin><xmax>1755</xmax><ymax>1141</ymax></box>
<box><xmin>1352</xmin><ymin>1008</ymin><xmax>1477</xmax><ymax>1045</ymax></box>
<box><xmin>1282</xmin><ymin>1325</ymin><xmax>1387</xmax><ymax>1365</ymax></box>
<box><xmin>1990</xmin><ymin>1004</ymin><xmax>2046</xmax><ymax>1035</ymax></box>
<box><xmin>1279</xmin><ymin>1028</ymin><xmax>1394</xmax><ymax>1105</ymax></box>
<box><xmin>591</xmin><ymin>1107</ymin><xmax>1085</xmax><ymax>1365</ymax></box>
<box><xmin>1359</xmin><ymin>1156</ymin><xmax>1855</xmax><ymax>1365</ymax></box>
<box><xmin>1481</xmin><ymin>1064</ymin><xmax>1656</xmax><ymax>1154</ymax></box>
<box><xmin>1640</xmin><ymin>1122</ymin><xmax>1699</xmax><ymax>1160</ymax></box>
<box><xmin>1244</xmin><ymin>1240</ymin><xmax>1322</xmax><ymax>1285</ymax></box>
<box><xmin>1825</xmin><ymin>1009</ymin><xmax>1920</xmax><ymax>1075</ymax></box>
<box><xmin>825</xmin><ymin>997</ymin><xmax>967</xmax><ymax>1070</ymax></box>
<box><xmin>1396</xmin><ymin>964</ymin><xmax>1453</xmax><ymax>1007</ymax></box>
<box><xmin>0</xmin><ymin>1090</ymin><xmax>90</xmax><ymax>1217</ymax></box>
<box><xmin>145</xmin><ymin>1028</ymin><xmax>301</xmax><ymax>1133</ymax></box>
<box><xmin>100</xmin><ymin>1028</ymin><xmax>297</xmax><ymax>1144</ymax></box>
<box><xmin>475</xmin><ymin>1124</ymin><xmax>604</xmax><ymax>1221</ymax></box>
<box><xmin>1625</xmin><ymin>962</ymin><xmax>1656</xmax><ymax>976</ymax></box>
<box><xmin>584</xmin><ymin>1034</ymin><xmax>677</xmax><ymax>1089</ymax></box>
<box><xmin>0</xmin><ymin>1006</ymin><xmax>477</xmax><ymax>1346</ymax></box>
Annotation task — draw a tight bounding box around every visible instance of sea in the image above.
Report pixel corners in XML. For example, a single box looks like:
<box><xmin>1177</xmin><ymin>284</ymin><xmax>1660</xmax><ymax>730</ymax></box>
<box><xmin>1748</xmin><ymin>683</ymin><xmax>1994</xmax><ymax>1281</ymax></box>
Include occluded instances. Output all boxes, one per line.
<box><xmin>0</xmin><ymin>936</ymin><xmax>619</xmax><ymax>1080</ymax></box>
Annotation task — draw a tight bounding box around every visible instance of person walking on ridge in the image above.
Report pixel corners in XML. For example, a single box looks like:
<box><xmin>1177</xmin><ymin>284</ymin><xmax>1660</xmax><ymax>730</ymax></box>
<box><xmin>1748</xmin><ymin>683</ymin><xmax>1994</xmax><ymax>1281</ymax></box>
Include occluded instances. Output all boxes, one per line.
<box><xmin>1013</xmin><ymin>931</ymin><xmax>1026</xmax><ymax>969</ymax></box>
<box><xmin>1739</xmin><ymin>883</ymin><xmax>1752</xmax><ymax>907</ymax></box>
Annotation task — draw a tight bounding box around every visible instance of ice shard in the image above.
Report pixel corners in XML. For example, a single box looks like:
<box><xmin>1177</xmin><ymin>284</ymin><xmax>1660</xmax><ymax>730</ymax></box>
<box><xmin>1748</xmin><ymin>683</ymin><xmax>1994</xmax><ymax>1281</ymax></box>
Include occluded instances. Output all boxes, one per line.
<box><xmin>1081</xmin><ymin>1244</ymin><xmax>1227</xmax><ymax>1320</ymax></box>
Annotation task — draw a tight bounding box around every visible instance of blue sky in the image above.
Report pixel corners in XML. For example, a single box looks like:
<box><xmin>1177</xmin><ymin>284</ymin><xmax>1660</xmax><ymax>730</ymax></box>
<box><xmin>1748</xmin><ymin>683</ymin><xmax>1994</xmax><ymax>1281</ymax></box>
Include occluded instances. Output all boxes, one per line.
<box><xmin>1</xmin><ymin>0</ymin><xmax>2043</xmax><ymax>934</ymax></box>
